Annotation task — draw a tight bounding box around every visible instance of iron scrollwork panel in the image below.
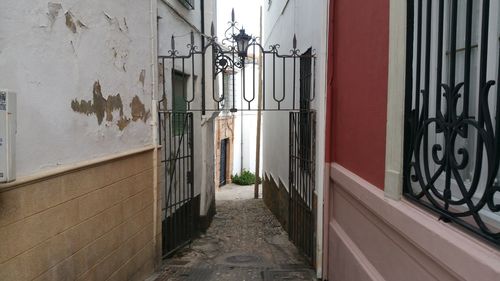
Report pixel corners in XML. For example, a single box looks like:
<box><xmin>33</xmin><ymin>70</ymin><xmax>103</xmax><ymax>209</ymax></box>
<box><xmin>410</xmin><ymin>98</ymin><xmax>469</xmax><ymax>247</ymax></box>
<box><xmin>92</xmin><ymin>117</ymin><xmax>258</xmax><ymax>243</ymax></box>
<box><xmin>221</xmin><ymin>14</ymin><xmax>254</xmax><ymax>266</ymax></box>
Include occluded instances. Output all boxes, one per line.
<box><xmin>158</xmin><ymin>9</ymin><xmax>317</xmax><ymax>112</ymax></box>
<box><xmin>404</xmin><ymin>0</ymin><xmax>500</xmax><ymax>246</ymax></box>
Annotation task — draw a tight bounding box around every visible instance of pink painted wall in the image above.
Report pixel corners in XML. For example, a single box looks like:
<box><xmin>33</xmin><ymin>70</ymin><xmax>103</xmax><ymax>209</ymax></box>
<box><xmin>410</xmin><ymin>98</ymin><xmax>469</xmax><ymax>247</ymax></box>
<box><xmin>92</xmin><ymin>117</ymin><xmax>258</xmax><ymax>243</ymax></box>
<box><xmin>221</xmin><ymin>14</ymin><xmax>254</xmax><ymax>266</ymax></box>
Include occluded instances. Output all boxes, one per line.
<box><xmin>326</xmin><ymin>164</ymin><xmax>500</xmax><ymax>281</ymax></box>
<box><xmin>329</xmin><ymin>0</ymin><xmax>389</xmax><ymax>189</ymax></box>
<box><xmin>323</xmin><ymin>4</ymin><xmax>500</xmax><ymax>280</ymax></box>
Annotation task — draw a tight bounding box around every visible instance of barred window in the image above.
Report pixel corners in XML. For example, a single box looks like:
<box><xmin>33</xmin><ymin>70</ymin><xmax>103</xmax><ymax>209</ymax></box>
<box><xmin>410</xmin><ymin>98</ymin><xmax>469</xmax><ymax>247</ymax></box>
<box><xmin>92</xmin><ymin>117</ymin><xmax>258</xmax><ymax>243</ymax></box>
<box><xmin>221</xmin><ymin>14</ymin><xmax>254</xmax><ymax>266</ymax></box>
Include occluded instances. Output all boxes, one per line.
<box><xmin>404</xmin><ymin>0</ymin><xmax>500</xmax><ymax>246</ymax></box>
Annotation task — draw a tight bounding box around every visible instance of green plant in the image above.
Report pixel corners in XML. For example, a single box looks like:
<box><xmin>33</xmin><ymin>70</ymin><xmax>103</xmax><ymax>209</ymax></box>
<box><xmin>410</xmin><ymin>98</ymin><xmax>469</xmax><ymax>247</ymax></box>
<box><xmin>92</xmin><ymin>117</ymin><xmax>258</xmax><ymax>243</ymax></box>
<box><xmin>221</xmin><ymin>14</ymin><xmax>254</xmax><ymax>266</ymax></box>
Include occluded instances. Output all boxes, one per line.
<box><xmin>232</xmin><ymin>169</ymin><xmax>257</xmax><ymax>185</ymax></box>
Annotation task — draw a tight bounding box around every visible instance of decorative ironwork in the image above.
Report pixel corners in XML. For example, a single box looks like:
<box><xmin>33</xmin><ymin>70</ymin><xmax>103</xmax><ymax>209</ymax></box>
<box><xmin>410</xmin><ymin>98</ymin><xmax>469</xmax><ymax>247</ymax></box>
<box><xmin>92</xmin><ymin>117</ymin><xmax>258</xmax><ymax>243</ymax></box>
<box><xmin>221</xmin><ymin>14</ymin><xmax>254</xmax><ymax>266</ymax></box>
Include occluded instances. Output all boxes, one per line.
<box><xmin>404</xmin><ymin>0</ymin><xmax>500</xmax><ymax>246</ymax></box>
<box><xmin>158</xmin><ymin>9</ymin><xmax>316</xmax><ymax>112</ymax></box>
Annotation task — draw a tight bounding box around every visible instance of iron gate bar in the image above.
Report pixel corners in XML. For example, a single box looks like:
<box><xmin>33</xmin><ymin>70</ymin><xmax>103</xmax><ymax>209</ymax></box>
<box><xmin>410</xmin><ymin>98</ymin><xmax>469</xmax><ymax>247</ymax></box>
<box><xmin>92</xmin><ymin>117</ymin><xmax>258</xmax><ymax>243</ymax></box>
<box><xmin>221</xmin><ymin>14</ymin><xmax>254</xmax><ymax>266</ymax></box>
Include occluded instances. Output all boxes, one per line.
<box><xmin>289</xmin><ymin>111</ymin><xmax>316</xmax><ymax>262</ymax></box>
<box><xmin>403</xmin><ymin>0</ymin><xmax>500</xmax><ymax>246</ymax></box>
<box><xmin>158</xmin><ymin>10</ymin><xmax>316</xmax><ymax>113</ymax></box>
<box><xmin>159</xmin><ymin>111</ymin><xmax>195</xmax><ymax>257</ymax></box>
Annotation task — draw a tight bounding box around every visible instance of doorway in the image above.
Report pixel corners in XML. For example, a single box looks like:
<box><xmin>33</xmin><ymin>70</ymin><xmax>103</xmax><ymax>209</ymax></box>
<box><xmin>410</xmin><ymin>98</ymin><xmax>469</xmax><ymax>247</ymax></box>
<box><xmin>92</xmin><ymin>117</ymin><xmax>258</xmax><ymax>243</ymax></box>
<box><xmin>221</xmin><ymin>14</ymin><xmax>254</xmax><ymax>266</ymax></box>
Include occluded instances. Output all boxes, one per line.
<box><xmin>220</xmin><ymin>138</ymin><xmax>229</xmax><ymax>186</ymax></box>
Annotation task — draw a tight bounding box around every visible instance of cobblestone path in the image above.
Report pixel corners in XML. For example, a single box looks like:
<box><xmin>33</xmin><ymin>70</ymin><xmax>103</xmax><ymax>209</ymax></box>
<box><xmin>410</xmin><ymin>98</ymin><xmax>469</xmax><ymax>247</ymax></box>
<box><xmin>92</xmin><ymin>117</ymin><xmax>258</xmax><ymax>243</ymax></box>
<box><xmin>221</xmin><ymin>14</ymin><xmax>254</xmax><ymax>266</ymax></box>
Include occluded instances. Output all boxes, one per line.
<box><xmin>150</xmin><ymin>197</ymin><xmax>316</xmax><ymax>281</ymax></box>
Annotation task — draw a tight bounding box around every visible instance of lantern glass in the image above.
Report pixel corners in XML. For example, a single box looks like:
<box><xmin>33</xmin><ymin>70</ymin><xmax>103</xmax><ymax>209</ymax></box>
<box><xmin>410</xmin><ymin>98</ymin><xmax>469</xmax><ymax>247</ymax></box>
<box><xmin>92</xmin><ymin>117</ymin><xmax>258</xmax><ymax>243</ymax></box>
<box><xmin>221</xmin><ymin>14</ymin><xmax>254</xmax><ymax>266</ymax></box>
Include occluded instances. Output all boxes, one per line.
<box><xmin>234</xmin><ymin>29</ymin><xmax>251</xmax><ymax>58</ymax></box>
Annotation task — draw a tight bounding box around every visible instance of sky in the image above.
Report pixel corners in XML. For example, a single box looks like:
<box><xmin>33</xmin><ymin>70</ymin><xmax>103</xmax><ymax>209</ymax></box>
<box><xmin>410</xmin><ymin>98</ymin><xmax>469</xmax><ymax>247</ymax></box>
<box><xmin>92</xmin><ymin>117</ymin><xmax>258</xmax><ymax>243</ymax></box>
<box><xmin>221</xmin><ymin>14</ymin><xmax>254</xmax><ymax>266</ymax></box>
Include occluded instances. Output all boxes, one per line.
<box><xmin>216</xmin><ymin>0</ymin><xmax>262</xmax><ymax>42</ymax></box>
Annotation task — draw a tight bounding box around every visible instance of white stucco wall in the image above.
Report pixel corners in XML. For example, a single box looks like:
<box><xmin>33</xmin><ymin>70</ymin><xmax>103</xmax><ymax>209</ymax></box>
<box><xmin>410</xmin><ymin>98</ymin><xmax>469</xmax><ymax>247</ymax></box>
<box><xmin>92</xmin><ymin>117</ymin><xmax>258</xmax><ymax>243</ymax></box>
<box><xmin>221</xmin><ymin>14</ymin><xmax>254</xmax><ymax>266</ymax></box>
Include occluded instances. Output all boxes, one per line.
<box><xmin>233</xmin><ymin>110</ymin><xmax>260</xmax><ymax>175</ymax></box>
<box><xmin>0</xmin><ymin>0</ymin><xmax>155</xmax><ymax>177</ymax></box>
<box><xmin>262</xmin><ymin>0</ymin><xmax>329</xmax><ymax>276</ymax></box>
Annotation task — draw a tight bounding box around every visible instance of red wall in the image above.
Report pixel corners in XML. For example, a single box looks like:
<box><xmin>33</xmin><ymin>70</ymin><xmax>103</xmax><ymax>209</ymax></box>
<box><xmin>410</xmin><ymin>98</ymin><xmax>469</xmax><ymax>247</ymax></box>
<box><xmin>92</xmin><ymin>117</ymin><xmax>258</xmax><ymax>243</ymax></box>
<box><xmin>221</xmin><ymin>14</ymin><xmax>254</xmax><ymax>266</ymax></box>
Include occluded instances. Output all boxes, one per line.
<box><xmin>327</xmin><ymin>0</ymin><xmax>389</xmax><ymax>188</ymax></box>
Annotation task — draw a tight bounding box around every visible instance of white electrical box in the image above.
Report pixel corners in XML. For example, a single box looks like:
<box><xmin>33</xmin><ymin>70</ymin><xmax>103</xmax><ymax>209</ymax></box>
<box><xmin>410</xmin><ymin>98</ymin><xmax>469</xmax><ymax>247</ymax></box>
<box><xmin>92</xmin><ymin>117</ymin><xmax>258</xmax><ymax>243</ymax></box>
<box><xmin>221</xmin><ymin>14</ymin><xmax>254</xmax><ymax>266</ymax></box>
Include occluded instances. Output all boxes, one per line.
<box><xmin>0</xmin><ymin>90</ymin><xmax>16</xmax><ymax>183</ymax></box>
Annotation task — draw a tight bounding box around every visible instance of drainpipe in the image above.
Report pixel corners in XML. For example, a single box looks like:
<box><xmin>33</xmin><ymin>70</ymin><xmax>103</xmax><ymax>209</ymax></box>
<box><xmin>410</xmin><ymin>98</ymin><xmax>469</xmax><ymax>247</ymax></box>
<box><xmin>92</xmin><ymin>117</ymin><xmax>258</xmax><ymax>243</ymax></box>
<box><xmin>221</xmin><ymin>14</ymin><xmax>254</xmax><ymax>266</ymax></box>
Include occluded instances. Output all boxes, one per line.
<box><xmin>240</xmin><ymin>69</ymin><xmax>244</xmax><ymax>174</ymax></box>
<box><xmin>149</xmin><ymin>0</ymin><xmax>160</xmax><ymax>267</ymax></box>
<box><xmin>254</xmin><ymin>6</ymin><xmax>263</xmax><ymax>199</ymax></box>
<box><xmin>201</xmin><ymin>0</ymin><xmax>206</xmax><ymax>115</ymax></box>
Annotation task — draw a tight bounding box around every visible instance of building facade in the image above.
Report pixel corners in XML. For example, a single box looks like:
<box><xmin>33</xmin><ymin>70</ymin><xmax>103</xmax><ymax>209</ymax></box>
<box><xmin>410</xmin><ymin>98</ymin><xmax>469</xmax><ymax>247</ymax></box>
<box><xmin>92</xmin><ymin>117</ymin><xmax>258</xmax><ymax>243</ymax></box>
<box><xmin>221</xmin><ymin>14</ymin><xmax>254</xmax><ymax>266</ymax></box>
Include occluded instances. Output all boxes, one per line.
<box><xmin>323</xmin><ymin>0</ymin><xmax>500</xmax><ymax>280</ymax></box>
<box><xmin>157</xmin><ymin>0</ymin><xmax>217</xmax><ymax>239</ymax></box>
<box><xmin>261</xmin><ymin>0</ymin><xmax>329</xmax><ymax>276</ymax></box>
<box><xmin>0</xmin><ymin>0</ymin><xmax>216</xmax><ymax>279</ymax></box>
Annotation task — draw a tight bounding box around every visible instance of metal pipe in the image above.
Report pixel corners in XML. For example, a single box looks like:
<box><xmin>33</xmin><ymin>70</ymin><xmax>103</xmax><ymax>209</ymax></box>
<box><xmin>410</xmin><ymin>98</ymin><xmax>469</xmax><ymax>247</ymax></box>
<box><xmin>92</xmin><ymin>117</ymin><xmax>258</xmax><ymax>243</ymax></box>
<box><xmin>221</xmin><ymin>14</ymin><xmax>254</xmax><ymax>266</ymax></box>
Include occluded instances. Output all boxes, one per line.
<box><xmin>150</xmin><ymin>0</ymin><xmax>159</xmax><ymax>262</ymax></box>
<box><xmin>201</xmin><ymin>0</ymin><xmax>206</xmax><ymax>115</ymax></box>
<box><xmin>254</xmin><ymin>6</ymin><xmax>263</xmax><ymax>199</ymax></box>
<box><xmin>240</xmin><ymin>67</ymin><xmax>244</xmax><ymax>174</ymax></box>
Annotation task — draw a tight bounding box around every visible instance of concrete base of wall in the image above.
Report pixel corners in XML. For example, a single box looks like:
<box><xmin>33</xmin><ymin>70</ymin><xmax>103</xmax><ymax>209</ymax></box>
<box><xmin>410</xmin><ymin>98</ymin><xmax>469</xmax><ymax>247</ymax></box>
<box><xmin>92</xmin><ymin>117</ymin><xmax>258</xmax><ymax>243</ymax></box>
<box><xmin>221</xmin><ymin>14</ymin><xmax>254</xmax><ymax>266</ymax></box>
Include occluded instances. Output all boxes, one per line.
<box><xmin>189</xmin><ymin>194</ymin><xmax>215</xmax><ymax>234</ymax></box>
<box><xmin>262</xmin><ymin>173</ymin><xmax>289</xmax><ymax>231</ymax></box>
<box><xmin>0</xmin><ymin>148</ymin><xmax>159</xmax><ymax>281</ymax></box>
<box><xmin>200</xmin><ymin>197</ymin><xmax>216</xmax><ymax>233</ymax></box>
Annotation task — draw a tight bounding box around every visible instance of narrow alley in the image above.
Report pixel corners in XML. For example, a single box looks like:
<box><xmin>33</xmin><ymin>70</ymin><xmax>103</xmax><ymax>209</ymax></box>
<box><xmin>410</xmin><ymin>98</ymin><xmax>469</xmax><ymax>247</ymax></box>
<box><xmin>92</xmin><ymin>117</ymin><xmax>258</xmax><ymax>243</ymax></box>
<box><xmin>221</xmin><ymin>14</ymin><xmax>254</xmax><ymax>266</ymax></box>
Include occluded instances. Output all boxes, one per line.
<box><xmin>150</xmin><ymin>185</ymin><xmax>315</xmax><ymax>281</ymax></box>
<box><xmin>2</xmin><ymin>0</ymin><xmax>500</xmax><ymax>280</ymax></box>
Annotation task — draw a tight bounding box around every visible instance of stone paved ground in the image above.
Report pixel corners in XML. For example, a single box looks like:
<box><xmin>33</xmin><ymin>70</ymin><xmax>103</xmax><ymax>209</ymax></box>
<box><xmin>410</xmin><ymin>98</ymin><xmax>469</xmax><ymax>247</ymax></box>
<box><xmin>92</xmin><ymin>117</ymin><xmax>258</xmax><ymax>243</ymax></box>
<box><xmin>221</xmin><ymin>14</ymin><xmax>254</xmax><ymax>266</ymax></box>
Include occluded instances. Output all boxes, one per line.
<box><xmin>148</xmin><ymin>185</ymin><xmax>316</xmax><ymax>281</ymax></box>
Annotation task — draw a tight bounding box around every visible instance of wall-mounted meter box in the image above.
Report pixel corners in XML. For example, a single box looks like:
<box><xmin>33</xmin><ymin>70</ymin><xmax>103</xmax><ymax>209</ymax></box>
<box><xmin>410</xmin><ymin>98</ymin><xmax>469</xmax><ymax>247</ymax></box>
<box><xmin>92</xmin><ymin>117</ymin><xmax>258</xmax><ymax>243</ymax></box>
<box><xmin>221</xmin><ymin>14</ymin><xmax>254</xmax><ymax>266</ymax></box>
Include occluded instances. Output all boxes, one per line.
<box><xmin>0</xmin><ymin>90</ymin><xmax>16</xmax><ymax>183</ymax></box>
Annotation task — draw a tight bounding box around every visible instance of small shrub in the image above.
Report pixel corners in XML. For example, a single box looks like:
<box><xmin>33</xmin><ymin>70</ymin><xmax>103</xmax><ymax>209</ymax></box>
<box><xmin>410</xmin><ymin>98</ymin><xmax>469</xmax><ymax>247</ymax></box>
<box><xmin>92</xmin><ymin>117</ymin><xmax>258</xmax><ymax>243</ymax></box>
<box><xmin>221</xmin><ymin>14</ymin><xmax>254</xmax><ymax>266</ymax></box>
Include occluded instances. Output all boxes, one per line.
<box><xmin>232</xmin><ymin>169</ymin><xmax>257</xmax><ymax>185</ymax></box>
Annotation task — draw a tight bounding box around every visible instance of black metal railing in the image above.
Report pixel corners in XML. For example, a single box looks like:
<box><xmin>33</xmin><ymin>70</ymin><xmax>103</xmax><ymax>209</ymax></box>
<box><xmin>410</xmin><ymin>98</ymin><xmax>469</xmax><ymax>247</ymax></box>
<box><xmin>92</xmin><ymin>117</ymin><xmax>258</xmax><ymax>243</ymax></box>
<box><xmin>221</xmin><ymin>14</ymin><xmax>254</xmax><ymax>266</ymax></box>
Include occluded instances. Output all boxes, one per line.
<box><xmin>404</xmin><ymin>0</ymin><xmax>500</xmax><ymax>246</ymax></box>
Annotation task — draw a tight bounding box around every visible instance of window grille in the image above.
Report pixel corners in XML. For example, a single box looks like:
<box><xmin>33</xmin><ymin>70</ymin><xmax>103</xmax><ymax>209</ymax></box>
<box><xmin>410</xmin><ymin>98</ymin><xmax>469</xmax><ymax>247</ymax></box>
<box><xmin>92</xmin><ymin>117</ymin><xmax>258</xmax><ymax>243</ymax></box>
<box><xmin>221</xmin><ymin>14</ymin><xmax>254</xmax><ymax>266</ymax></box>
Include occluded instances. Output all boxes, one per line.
<box><xmin>404</xmin><ymin>0</ymin><xmax>500</xmax><ymax>246</ymax></box>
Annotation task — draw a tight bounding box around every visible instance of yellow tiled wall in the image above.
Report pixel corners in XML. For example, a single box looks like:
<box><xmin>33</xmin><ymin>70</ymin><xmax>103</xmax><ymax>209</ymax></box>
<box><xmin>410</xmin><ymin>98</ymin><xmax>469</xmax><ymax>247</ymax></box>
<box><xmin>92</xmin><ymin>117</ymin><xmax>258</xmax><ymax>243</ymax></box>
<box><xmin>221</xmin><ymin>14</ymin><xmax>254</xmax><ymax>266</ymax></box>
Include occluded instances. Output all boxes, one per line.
<box><xmin>0</xmin><ymin>149</ymin><xmax>160</xmax><ymax>281</ymax></box>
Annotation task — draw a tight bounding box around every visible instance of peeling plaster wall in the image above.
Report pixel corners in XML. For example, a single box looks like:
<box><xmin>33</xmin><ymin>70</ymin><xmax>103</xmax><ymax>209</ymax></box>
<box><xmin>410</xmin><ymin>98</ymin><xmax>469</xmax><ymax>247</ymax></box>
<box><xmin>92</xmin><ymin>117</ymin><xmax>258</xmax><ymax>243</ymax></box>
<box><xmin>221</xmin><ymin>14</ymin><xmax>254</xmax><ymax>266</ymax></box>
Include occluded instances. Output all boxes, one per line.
<box><xmin>0</xmin><ymin>0</ymin><xmax>153</xmax><ymax>177</ymax></box>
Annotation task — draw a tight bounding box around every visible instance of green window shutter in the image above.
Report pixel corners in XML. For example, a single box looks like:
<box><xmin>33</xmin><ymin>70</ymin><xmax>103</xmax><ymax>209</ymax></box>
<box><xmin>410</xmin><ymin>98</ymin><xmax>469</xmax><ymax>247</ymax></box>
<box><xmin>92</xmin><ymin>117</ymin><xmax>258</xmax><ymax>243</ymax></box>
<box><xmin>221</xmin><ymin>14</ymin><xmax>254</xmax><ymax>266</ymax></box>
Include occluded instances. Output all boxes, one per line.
<box><xmin>172</xmin><ymin>72</ymin><xmax>188</xmax><ymax>136</ymax></box>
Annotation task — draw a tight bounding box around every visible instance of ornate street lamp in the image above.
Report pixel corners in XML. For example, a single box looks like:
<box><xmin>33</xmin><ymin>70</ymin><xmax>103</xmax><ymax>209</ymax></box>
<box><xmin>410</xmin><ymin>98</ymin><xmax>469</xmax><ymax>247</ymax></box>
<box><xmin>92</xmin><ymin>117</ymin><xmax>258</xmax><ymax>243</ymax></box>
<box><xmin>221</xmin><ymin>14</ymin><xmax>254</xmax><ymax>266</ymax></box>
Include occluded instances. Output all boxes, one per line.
<box><xmin>233</xmin><ymin>28</ymin><xmax>252</xmax><ymax>58</ymax></box>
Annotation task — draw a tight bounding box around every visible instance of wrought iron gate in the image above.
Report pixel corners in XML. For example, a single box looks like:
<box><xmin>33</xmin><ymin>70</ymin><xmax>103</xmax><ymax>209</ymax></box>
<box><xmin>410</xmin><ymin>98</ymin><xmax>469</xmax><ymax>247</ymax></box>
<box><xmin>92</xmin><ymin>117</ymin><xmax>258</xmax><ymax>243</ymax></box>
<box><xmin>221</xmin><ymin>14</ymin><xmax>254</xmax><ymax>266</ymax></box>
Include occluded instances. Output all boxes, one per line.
<box><xmin>158</xmin><ymin>9</ymin><xmax>318</xmax><ymax>258</ymax></box>
<box><xmin>289</xmin><ymin>111</ymin><xmax>316</xmax><ymax>261</ymax></box>
<box><xmin>159</xmin><ymin>111</ymin><xmax>195</xmax><ymax>257</ymax></box>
